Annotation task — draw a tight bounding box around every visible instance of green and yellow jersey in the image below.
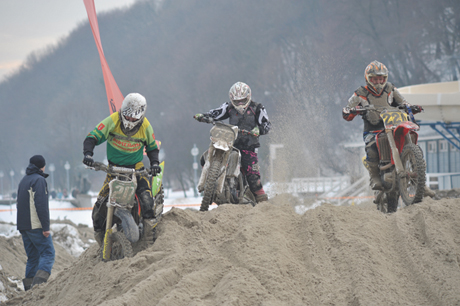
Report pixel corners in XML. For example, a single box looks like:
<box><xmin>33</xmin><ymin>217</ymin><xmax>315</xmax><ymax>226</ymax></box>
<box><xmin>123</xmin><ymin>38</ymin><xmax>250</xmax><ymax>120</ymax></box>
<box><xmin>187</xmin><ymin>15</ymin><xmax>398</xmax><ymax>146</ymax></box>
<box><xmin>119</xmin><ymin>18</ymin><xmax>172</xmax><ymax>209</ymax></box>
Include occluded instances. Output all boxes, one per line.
<box><xmin>86</xmin><ymin>112</ymin><xmax>158</xmax><ymax>166</ymax></box>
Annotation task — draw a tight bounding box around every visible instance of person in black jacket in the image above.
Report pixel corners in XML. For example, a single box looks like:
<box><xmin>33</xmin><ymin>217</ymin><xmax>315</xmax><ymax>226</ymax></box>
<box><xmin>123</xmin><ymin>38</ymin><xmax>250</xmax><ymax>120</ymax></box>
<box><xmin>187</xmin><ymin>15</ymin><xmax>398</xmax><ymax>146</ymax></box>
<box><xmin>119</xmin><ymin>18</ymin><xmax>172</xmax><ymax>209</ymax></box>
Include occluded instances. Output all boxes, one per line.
<box><xmin>194</xmin><ymin>82</ymin><xmax>271</xmax><ymax>203</ymax></box>
<box><xmin>16</xmin><ymin>155</ymin><xmax>55</xmax><ymax>291</ymax></box>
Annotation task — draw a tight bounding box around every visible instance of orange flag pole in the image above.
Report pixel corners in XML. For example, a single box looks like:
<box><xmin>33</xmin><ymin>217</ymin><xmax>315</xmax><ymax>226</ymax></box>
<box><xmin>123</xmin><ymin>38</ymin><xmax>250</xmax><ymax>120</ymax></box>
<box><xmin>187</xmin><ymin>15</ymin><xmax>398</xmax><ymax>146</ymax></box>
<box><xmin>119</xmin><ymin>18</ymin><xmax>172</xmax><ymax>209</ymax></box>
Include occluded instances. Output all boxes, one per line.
<box><xmin>83</xmin><ymin>0</ymin><xmax>124</xmax><ymax>113</ymax></box>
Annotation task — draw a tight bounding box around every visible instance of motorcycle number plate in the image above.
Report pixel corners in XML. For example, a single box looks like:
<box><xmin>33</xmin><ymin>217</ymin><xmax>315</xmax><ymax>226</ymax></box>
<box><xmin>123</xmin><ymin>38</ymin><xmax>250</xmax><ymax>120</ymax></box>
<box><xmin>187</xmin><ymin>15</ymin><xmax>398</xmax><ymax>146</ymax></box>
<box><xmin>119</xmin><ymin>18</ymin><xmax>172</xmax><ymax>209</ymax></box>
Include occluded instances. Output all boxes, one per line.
<box><xmin>108</xmin><ymin>179</ymin><xmax>137</xmax><ymax>206</ymax></box>
<box><xmin>211</xmin><ymin>125</ymin><xmax>236</xmax><ymax>143</ymax></box>
<box><xmin>380</xmin><ymin>110</ymin><xmax>408</xmax><ymax>129</ymax></box>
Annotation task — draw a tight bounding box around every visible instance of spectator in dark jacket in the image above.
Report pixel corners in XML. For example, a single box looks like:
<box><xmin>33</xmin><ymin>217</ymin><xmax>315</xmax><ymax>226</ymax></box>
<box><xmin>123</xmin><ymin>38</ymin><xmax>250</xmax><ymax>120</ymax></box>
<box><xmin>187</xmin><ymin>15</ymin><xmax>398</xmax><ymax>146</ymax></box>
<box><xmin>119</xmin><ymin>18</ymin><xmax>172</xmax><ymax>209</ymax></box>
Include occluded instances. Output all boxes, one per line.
<box><xmin>16</xmin><ymin>155</ymin><xmax>55</xmax><ymax>291</ymax></box>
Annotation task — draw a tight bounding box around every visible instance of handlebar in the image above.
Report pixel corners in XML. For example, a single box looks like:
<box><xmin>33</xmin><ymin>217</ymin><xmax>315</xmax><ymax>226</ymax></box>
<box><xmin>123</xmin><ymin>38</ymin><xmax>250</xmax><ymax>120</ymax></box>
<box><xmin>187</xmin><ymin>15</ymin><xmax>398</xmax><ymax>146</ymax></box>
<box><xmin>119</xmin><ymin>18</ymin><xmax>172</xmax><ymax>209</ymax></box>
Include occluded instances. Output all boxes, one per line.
<box><xmin>194</xmin><ymin>115</ymin><xmax>259</xmax><ymax>137</ymax></box>
<box><xmin>88</xmin><ymin>161</ymin><xmax>149</xmax><ymax>176</ymax></box>
<box><xmin>349</xmin><ymin>104</ymin><xmax>422</xmax><ymax>116</ymax></box>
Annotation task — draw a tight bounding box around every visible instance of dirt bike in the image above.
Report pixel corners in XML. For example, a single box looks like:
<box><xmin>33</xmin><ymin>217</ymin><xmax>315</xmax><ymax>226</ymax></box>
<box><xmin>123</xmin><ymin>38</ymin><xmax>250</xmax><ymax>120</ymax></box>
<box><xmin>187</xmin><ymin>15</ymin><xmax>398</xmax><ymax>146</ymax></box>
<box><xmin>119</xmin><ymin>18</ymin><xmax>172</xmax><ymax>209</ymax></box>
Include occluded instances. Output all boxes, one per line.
<box><xmin>195</xmin><ymin>115</ymin><xmax>257</xmax><ymax>211</ymax></box>
<box><xmin>354</xmin><ymin>105</ymin><xmax>426</xmax><ymax>213</ymax></box>
<box><xmin>87</xmin><ymin>161</ymin><xmax>165</xmax><ymax>261</ymax></box>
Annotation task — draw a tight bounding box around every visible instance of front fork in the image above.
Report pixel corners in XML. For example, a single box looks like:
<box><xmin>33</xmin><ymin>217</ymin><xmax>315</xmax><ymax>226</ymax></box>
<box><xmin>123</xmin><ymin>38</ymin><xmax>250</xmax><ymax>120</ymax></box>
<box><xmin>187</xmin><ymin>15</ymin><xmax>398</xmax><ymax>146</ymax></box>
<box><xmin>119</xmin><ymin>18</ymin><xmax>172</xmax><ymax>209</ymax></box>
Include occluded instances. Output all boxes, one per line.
<box><xmin>385</xmin><ymin>129</ymin><xmax>405</xmax><ymax>178</ymax></box>
<box><xmin>102</xmin><ymin>204</ymin><xmax>115</xmax><ymax>261</ymax></box>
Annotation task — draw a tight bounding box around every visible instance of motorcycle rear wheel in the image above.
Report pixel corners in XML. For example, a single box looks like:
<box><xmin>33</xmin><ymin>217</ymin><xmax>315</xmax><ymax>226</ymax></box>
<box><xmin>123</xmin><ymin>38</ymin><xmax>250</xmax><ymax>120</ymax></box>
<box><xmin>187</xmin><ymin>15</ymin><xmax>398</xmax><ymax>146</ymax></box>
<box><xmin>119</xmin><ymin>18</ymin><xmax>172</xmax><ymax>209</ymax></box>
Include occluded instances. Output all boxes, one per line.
<box><xmin>101</xmin><ymin>231</ymin><xmax>134</xmax><ymax>261</ymax></box>
<box><xmin>399</xmin><ymin>143</ymin><xmax>426</xmax><ymax>205</ymax></box>
<box><xmin>200</xmin><ymin>154</ymin><xmax>222</xmax><ymax>211</ymax></box>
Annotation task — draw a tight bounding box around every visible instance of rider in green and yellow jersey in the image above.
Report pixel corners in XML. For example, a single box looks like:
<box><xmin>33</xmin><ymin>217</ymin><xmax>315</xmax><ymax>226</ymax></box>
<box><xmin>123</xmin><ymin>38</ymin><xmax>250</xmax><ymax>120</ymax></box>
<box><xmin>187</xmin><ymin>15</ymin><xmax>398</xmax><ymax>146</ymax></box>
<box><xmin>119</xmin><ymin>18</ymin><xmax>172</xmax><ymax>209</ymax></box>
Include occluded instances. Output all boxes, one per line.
<box><xmin>82</xmin><ymin>93</ymin><xmax>162</xmax><ymax>245</ymax></box>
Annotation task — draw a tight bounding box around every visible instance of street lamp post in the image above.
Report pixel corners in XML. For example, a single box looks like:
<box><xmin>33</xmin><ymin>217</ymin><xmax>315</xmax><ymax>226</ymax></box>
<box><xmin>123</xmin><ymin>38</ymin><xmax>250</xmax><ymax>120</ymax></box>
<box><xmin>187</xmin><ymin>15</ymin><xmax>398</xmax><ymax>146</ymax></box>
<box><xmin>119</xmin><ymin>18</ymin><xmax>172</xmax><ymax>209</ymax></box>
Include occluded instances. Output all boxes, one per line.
<box><xmin>269</xmin><ymin>144</ymin><xmax>284</xmax><ymax>183</ymax></box>
<box><xmin>64</xmin><ymin>161</ymin><xmax>70</xmax><ymax>194</ymax></box>
<box><xmin>9</xmin><ymin>170</ymin><xmax>14</xmax><ymax>195</ymax></box>
<box><xmin>49</xmin><ymin>164</ymin><xmax>55</xmax><ymax>191</ymax></box>
<box><xmin>0</xmin><ymin>171</ymin><xmax>3</xmax><ymax>198</ymax></box>
<box><xmin>191</xmin><ymin>144</ymin><xmax>199</xmax><ymax>197</ymax></box>
<box><xmin>9</xmin><ymin>170</ymin><xmax>14</xmax><ymax>210</ymax></box>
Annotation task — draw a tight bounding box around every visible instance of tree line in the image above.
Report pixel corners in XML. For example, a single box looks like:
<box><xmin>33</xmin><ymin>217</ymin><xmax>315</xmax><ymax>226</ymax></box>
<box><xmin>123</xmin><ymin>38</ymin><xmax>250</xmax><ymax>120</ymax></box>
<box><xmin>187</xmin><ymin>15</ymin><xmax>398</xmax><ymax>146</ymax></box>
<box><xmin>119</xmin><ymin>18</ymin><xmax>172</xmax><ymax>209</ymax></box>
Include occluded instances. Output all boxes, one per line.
<box><xmin>0</xmin><ymin>0</ymin><xmax>458</xmax><ymax>194</ymax></box>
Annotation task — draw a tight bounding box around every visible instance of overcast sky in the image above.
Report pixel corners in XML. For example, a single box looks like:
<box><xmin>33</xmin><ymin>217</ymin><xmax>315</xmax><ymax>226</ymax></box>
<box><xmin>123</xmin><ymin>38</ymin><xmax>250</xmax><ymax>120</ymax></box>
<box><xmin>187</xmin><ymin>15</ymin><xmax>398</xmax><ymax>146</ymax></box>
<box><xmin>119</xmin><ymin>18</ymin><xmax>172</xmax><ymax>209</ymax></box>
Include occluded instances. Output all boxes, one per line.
<box><xmin>0</xmin><ymin>0</ymin><xmax>137</xmax><ymax>81</ymax></box>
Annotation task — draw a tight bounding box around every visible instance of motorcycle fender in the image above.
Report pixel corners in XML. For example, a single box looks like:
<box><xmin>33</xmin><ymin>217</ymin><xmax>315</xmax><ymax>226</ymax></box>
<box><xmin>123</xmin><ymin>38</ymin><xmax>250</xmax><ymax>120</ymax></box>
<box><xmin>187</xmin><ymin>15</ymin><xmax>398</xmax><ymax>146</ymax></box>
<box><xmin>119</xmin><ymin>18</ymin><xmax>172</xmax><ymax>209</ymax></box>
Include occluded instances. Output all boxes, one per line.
<box><xmin>394</xmin><ymin>122</ymin><xmax>419</xmax><ymax>152</ymax></box>
<box><xmin>114</xmin><ymin>208</ymin><xmax>139</xmax><ymax>243</ymax></box>
<box><xmin>213</xmin><ymin>140</ymin><xmax>230</xmax><ymax>151</ymax></box>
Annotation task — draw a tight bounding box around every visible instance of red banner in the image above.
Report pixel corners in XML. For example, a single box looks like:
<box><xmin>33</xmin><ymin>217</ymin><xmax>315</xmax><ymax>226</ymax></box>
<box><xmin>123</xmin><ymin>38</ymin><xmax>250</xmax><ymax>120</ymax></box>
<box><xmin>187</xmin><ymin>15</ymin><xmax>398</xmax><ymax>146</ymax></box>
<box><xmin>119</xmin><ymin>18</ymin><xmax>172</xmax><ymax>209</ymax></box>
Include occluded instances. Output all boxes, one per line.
<box><xmin>83</xmin><ymin>0</ymin><xmax>124</xmax><ymax>113</ymax></box>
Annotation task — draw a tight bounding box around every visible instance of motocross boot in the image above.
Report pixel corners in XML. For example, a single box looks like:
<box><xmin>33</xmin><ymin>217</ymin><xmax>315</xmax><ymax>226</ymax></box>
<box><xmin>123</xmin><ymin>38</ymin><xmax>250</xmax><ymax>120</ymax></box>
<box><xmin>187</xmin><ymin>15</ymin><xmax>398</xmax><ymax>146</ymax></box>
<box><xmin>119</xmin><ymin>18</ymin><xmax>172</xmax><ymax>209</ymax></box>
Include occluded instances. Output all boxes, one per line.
<box><xmin>255</xmin><ymin>194</ymin><xmax>268</xmax><ymax>203</ymax></box>
<box><xmin>94</xmin><ymin>231</ymin><xmax>104</xmax><ymax>247</ymax></box>
<box><xmin>424</xmin><ymin>185</ymin><xmax>436</xmax><ymax>198</ymax></box>
<box><xmin>254</xmin><ymin>188</ymin><xmax>268</xmax><ymax>203</ymax></box>
<box><xmin>22</xmin><ymin>277</ymin><xmax>33</xmax><ymax>291</ymax></box>
<box><xmin>367</xmin><ymin>161</ymin><xmax>383</xmax><ymax>190</ymax></box>
<box><xmin>31</xmin><ymin>270</ymin><xmax>50</xmax><ymax>288</ymax></box>
<box><xmin>92</xmin><ymin>198</ymin><xmax>106</xmax><ymax>247</ymax></box>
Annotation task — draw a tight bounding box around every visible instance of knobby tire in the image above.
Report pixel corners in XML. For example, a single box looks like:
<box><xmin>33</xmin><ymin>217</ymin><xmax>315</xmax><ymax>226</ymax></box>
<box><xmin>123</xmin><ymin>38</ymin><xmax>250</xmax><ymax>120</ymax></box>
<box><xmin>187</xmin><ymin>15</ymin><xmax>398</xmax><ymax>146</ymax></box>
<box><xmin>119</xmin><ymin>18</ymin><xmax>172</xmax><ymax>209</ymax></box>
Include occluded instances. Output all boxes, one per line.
<box><xmin>101</xmin><ymin>231</ymin><xmax>134</xmax><ymax>261</ymax></box>
<box><xmin>399</xmin><ymin>143</ymin><xmax>426</xmax><ymax>205</ymax></box>
<box><xmin>200</xmin><ymin>154</ymin><xmax>222</xmax><ymax>211</ymax></box>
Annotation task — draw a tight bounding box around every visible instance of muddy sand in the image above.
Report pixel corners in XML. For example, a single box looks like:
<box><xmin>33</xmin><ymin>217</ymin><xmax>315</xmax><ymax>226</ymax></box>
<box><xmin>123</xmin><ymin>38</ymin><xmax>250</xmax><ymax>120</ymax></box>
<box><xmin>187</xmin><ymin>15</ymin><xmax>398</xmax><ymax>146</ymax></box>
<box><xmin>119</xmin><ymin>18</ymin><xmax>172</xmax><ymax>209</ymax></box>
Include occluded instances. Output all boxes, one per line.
<box><xmin>2</xmin><ymin>196</ymin><xmax>460</xmax><ymax>306</ymax></box>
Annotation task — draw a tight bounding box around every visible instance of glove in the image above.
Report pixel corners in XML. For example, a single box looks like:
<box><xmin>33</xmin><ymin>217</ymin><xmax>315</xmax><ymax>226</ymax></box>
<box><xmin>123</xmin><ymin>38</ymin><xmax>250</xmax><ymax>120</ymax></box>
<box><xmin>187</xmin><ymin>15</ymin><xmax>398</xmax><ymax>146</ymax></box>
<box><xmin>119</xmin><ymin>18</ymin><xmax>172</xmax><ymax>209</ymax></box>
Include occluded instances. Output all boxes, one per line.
<box><xmin>150</xmin><ymin>162</ymin><xmax>161</xmax><ymax>176</ymax></box>
<box><xmin>410</xmin><ymin>105</ymin><xmax>423</xmax><ymax>114</ymax></box>
<box><xmin>83</xmin><ymin>155</ymin><xmax>94</xmax><ymax>167</ymax></box>
<box><xmin>250</xmin><ymin>126</ymin><xmax>260</xmax><ymax>137</ymax></box>
<box><xmin>194</xmin><ymin>113</ymin><xmax>204</xmax><ymax>122</ymax></box>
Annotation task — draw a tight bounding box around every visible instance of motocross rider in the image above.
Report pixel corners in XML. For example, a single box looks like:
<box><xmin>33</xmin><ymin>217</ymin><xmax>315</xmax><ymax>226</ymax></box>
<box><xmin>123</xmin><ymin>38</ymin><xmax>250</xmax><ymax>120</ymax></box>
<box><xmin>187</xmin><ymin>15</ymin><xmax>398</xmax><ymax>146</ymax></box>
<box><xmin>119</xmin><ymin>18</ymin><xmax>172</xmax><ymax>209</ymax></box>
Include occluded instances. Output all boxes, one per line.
<box><xmin>342</xmin><ymin>61</ymin><xmax>426</xmax><ymax>191</ymax></box>
<box><xmin>82</xmin><ymin>93</ymin><xmax>162</xmax><ymax>245</ymax></box>
<box><xmin>194</xmin><ymin>82</ymin><xmax>271</xmax><ymax>203</ymax></box>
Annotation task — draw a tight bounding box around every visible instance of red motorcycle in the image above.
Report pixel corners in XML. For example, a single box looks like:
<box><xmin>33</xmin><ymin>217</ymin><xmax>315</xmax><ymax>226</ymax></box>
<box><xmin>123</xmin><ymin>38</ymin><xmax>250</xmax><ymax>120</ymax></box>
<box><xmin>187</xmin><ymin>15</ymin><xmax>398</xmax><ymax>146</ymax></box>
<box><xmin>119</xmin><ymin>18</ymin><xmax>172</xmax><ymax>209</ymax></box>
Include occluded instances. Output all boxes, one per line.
<box><xmin>355</xmin><ymin>105</ymin><xmax>426</xmax><ymax>213</ymax></box>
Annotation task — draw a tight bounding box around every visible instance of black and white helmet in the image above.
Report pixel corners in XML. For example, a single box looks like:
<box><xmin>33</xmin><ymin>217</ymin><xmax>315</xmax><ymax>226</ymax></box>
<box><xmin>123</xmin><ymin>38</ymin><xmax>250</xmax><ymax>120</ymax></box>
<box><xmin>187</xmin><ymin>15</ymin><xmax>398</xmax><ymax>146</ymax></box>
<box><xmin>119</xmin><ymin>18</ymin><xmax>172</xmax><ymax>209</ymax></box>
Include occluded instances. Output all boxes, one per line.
<box><xmin>229</xmin><ymin>82</ymin><xmax>251</xmax><ymax>114</ymax></box>
<box><xmin>119</xmin><ymin>93</ymin><xmax>147</xmax><ymax>135</ymax></box>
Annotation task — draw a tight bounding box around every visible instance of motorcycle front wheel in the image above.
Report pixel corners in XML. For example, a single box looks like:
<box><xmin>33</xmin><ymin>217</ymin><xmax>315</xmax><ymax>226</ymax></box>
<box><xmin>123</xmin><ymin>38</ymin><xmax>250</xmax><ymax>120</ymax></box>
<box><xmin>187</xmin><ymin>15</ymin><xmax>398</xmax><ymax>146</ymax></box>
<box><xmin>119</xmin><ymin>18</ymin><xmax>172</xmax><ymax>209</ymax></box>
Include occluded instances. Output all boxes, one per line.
<box><xmin>399</xmin><ymin>143</ymin><xmax>426</xmax><ymax>205</ymax></box>
<box><xmin>200</xmin><ymin>154</ymin><xmax>223</xmax><ymax>211</ymax></box>
<box><xmin>101</xmin><ymin>231</ymin><xmax>134</xmax><ymax>261</ymax></box>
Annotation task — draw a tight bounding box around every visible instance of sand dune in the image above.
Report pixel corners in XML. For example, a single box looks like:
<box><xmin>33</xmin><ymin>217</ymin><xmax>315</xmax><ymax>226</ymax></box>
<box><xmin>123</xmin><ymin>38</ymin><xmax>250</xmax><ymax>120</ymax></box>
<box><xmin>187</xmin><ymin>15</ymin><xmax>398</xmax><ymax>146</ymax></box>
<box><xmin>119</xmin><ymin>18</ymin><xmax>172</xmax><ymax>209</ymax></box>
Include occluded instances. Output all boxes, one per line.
<box><xmin>3</xmin><ymin>197</ymin><xmax>460</xmax><ymax>306</ymax></box>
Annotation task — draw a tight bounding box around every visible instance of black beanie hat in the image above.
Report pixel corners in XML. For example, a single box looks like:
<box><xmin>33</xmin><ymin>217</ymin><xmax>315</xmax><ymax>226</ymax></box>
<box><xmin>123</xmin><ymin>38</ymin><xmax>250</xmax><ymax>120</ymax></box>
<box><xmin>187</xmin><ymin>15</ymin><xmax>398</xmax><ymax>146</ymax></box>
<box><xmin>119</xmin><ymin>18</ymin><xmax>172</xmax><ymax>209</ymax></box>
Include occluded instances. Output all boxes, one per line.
<box><xmin>30</xmin><ymin>155</ymin><xmax>46</xmax><ymax>169</ymax></box>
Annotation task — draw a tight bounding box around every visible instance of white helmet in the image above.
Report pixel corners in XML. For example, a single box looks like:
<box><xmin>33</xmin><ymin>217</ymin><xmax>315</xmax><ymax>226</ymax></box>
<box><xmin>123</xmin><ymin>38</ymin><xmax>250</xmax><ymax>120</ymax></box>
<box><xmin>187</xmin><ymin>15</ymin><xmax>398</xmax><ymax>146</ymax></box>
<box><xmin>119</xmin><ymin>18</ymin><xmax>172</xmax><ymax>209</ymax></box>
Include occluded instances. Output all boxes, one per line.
<box><xmin>119</xmin><ymin>93</ymin><xmax>147</xmax><ymax>135</ymax></box>
<box><xmin>229</xmin><ymin>82</ymin><xmax>251</xmax><ymax>114</ymax></box>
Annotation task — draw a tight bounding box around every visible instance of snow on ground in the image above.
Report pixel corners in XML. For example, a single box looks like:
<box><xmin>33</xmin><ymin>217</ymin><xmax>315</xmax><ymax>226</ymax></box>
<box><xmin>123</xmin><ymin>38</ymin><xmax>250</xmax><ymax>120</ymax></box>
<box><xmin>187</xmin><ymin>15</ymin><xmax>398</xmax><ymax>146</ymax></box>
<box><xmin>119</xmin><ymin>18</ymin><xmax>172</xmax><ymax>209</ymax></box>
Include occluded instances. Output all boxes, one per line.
<box><xmin>0</xmin><ymin>188</ymin><xmax>211</xmax><ymax>237</ymax></box>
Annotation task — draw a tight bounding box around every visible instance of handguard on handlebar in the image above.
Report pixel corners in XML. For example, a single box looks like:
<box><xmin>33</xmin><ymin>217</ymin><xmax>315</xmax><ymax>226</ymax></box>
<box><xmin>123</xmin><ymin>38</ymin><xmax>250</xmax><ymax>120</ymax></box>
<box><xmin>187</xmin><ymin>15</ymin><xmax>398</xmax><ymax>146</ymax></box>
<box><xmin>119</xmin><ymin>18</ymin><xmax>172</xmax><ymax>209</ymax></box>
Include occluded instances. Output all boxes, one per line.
<box><xmin>240</xmin><ymin>129</ymin><xmax>259</xmax><ymax>137</ymax></box>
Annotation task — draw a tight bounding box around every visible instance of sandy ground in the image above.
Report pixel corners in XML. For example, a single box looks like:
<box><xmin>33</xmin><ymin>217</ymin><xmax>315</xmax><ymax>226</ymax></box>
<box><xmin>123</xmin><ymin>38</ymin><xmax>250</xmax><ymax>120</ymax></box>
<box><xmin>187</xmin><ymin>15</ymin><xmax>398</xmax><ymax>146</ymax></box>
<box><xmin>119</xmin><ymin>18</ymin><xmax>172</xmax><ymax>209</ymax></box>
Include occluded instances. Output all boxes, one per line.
<box><xmin>1</xmin><ymin>195</ymin><xmax>460</xmax><ymax>306</ymax></box>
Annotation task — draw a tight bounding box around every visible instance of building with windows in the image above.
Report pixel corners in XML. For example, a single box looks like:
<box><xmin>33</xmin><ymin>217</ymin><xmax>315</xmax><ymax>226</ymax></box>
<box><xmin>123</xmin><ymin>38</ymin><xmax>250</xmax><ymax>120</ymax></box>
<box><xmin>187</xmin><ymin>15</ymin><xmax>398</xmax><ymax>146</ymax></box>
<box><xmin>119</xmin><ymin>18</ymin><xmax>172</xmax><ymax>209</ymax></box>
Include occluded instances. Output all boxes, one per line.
<box><xmin>417</xmin><ymin>134</ymin><xmax>460</xmax><ymax>189</ymax></box>
<box><xmin>399</xmin><ymin>81</ymin><xmax>460</xmax><ymax>190</ymax></box>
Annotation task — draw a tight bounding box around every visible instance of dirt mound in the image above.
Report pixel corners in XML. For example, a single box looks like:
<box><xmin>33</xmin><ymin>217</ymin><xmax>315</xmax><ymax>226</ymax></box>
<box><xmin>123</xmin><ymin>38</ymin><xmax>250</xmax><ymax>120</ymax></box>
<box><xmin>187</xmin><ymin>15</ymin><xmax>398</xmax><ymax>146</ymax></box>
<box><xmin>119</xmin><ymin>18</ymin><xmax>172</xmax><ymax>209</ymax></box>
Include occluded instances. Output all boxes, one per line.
<box><xmin>4</xmin><ymin>197</ymin><xmax>460</xmax><ymax>306</ymax></box>
<box><xmin>433</xmin><ymin>188</ymin><xmax>460</xmax><ymax>200</ymax></box>
<box><xmin>0</xmin><ymin>219</ymin><xmax>94</xmax><ymax>302</ymax></box>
